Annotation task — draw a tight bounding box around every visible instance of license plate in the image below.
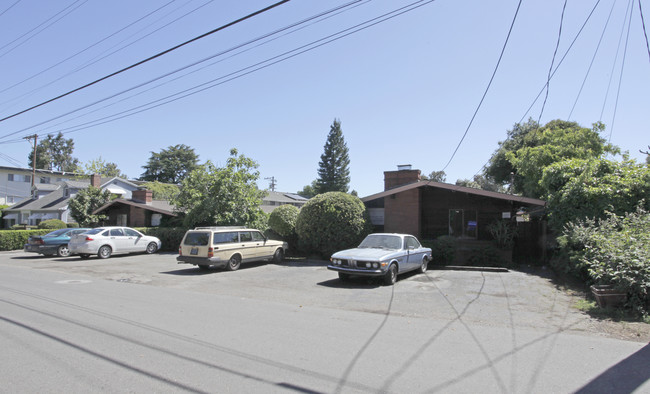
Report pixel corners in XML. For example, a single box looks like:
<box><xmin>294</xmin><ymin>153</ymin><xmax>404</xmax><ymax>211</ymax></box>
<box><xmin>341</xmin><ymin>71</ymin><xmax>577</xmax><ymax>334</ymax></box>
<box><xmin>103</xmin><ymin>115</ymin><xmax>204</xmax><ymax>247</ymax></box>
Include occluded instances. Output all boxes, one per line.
<box><xmin>190</xmin><ymin>247</ymin><xmax>198</xmax><ymax>255</ymax></box>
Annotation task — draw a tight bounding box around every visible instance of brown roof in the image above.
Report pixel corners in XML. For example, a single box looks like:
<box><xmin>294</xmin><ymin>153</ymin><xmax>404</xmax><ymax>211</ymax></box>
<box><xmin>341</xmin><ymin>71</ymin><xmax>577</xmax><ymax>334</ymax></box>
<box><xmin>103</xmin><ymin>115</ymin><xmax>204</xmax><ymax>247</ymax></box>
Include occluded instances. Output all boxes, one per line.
<box><xmin>362</xmin><ymin>180</ymin><xmax>546</xmax><ymax>206</ymax></box>
<box><xmin>93</xmin><ymin>199</ymin><xmax>176</xmax><ymax>216</ymax></box>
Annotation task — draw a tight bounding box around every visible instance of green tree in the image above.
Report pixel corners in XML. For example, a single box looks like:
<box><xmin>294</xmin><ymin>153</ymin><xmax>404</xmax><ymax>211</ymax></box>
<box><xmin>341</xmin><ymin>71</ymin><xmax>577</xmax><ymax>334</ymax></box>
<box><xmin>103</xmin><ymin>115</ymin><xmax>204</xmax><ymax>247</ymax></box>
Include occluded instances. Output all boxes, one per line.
<box><xmin>173</xmin><ymin>148</ymin><xmax>266</xmax><ymax>228</ymax></box>
<box><xmin>141</xmin><ymin>181</ymin><xmax>180</xmax><ymax>200</ymax></box>
<box><xmin>297</xmin><ymin>180</ymin><xmax>318</xmax><ymax>198</ymax></box>
<box><xmin>425</xmin><ymin>170</ymin><xmax>446</xmax><ymax>183</ymax></box>
<box><xmin>541</xmin><ymin>157</ymin><xmax>650</xmax><ymax>232</ymax></box>
<box><xmin>140</xmin><ymin>144</ymin><xmax>199</xmax><ymax>184</ymax></box>
<box><xmin>68</xmin><ymin>187</ymin><xmax>112</xmax><ymax>227</ymax></box>
<box><xmin>83</xmin><ymin>156</ymin><xmax>126</xmax><ymax>178</ymax></box>
<box><xmin>485</xmin><ymin>119</ymin><xmax>617</xmax><ymax>198</ymax></box>
<box><xmin>455</xmin><ymin>174</ymin><xmax>506</xmax><ymax>193</ymax></box>
<box><xmin>315</xmin><ymin>119</ymin><xmax>350</xmax><ymax>194</ymax></box>
<box><xmin>28</xmin><ymin>132</ymin><xmax>80</xmax><ymax>172</ymax></box>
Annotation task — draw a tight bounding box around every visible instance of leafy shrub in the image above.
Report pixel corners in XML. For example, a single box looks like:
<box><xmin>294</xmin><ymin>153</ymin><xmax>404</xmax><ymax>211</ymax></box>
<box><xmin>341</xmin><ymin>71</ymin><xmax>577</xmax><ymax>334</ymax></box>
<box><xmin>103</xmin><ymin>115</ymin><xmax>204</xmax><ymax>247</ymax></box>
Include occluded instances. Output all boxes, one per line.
<box><xmin>67</xmin><ymin>222</ymin><xmax>80</xmax><ymax>228</ymax></box>
<box><xmin>468</xmin><ymin>245</ymin><xmax>510</xmax><ymax>267</ymax></box>
<box><xmin>38</xmin><ymin>219</ymin><xmax>67</xmax><ymax>229</ymax></box>
<box><xmin>295</xmin><ymin>192</ymin><xmax>372</xmax><ymax>258</ymax></box>
<box><xmin>430</xmin><ymin>235</ymin><xmax>456</xmax><ymax>265</ymax></box>
<box><xmin>0</xmin><ymin>229</ymin><xmax>51</xmax><ymax>251</ymax></box>
<box><xmin>269</xmin><ymin>204</ymin><xmax>300</xmax><ymax>251</ymax></box>
<box><xmin>557</xmin><ymin>205</ymin><xmax>649</xmax><ymax>315</ymax></box>
<box><xmin>269</xmin><ymin>205</ymin><xmax>299</xmax><ymax>238</ymax></box>
<box><xmin>487</xmin><ymin>220</ymin><xmax>517</xmax><ymax>249</ymax></box>
<box><xmin>135</xmin><ymin>227</ymin><xmax>186</xmax><ymax>252</ymax></box>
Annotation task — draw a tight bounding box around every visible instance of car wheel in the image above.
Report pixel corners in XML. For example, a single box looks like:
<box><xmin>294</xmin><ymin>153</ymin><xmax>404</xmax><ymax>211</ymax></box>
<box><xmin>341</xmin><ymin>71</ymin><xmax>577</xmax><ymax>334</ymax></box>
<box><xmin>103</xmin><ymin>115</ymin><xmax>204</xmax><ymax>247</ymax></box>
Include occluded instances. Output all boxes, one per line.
<box><xmin>98</xmin><ymin>245</ymin><xmax>112</xmax><ymax>259</ymax></box>
<box><xmin>79</xmin><ymin>254</ymin><xmax>90</xmax><ymax>259</ymax></box>
<box><xmin>197</xmin><ymin>265</ymin><xmax>210</xmax><ymax>270</ymax></box>
<box><xmin>145</xmin><ymin>242</ymin><xmax>158</xmax><ymax>254</ymax></box>
<box><xmin>226</xmin><ymin>255</ymin><xmax>241</xmax><ymax>271</ymax></box>
<box><xmin>418</xmin><ymin>257</ymin><xmax>429</xmax><ymax>274</ymax></box>
<box><xmin>57</xmin><ymin>244</ymin><xmax>71</xmax><ymax>257</ymax></box>
<box><xmin>338</xmin><ymin>272</ymin><xmax>350</xmax><ymax>282</ymax></box>
<box><xmin>273</xmin><ymin>248</ymin><xmax>284</xmax><ymax>264</ymax></box>
<box><xmin>383</xmin><ymin>264</ymin><xmax>397</xmax><ymax>286</ymax></box>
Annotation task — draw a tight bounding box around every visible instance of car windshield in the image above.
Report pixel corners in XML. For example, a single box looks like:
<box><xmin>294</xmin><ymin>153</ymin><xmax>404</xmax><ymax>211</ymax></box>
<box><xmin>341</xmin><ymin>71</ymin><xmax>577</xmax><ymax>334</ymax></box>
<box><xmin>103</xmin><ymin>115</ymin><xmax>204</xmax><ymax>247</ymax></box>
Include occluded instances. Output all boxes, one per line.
<box><xmin>358</xmin><ymin>235</ymin><xmax>402</xmax><ymax>250</ymax></box>
<box><xmin>84</xmin><ymin>228</ymin><xmax>105</xmax><ymax>235</ymax></box>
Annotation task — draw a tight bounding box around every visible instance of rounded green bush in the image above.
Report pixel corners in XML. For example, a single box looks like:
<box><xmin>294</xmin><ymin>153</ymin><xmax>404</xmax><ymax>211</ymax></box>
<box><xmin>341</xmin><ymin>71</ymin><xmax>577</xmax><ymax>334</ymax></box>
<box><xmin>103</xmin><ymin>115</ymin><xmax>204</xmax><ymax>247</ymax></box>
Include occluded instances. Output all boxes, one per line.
<box><xmin>295</xmin><ymin>192</ymin><xmax>372</xmax><ymax>258</ymax></box>
<box><xmin>38</xmin><ymin>219</ymin><xmax>68</xmax><ymax>229</ymax></box>
<box><xmin>268</xmin><ymin>204</ymin><xmax>300</xmax><ymax>238</ymax></box>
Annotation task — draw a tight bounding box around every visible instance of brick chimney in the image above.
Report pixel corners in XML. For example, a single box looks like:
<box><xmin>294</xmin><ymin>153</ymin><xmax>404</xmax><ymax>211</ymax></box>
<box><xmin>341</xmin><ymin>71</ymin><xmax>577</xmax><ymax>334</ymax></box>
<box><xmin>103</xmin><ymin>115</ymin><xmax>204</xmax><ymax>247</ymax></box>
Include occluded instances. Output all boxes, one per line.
<box><xmin>90</xmin><ymin>174</ymin><xmax>101</xmax><ymax>187</ymax></box>
<box><xmin>132</xmin><ymin>189</ymin><xmax>153</xmax><ymax>204</ymax></box>
<box><xmin>384</xmin><ymin>165</ymin><xmax>421</xmax><ymax>190</ymax></box>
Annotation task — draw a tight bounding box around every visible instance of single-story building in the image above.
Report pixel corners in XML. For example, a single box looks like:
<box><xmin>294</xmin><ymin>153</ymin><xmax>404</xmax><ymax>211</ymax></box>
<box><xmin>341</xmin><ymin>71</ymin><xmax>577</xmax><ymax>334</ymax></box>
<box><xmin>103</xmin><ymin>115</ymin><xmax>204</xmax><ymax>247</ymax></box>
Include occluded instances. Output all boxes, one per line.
<box><xmin>260</xmin><ymin>191</ymin><xmax>309</xmax><ymax>214</ymax></box>
<box><xmin>93</xmin><ymin>190</ymin><xmax>176</xmax><ymax>227</ymax></box>
<box><xmin>362</xmin><ymin>166</ymin><xmax>546</xmax><ymax>241</ymax></box>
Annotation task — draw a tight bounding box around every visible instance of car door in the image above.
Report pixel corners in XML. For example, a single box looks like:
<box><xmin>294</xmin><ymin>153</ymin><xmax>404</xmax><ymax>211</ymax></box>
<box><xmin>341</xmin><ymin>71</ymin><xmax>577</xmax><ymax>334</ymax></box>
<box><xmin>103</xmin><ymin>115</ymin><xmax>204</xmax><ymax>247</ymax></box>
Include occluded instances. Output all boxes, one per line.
<box><xmin>108</xmin><ymin>228</ymin><xmax>128</xmax><ymax>253</ymax></box>
<box><xmin>237</xmin><ymin>231</ymin><xmax>258</xmax><ymax>261</ymax></box>
<box><xmin>404</xmin><ymin>236</ymin><xmax>421</xmax><ymax>271</ymax></box>
<box><xmin>250</xmin><ymin>230</ymin><xmax>271</xmax><ymax>259</ymax></box>
<box><xmin>123</xmin><ymin>228</ymin><xmax>144</xmax><ymax>252</ymax></box>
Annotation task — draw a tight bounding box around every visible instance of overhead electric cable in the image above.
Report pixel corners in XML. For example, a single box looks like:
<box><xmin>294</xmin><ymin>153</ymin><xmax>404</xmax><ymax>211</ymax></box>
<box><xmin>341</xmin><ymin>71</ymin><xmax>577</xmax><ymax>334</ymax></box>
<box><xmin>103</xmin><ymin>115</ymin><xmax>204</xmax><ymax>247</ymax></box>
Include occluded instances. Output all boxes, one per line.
<box><xmin>608</xmin><ymin>0</ymin><xmax>634</xmax><ymax>142</ymax></box>
<box><xmin>0</xmin><ymin>0</ymin><xmax>88</xmax><ymax>58</ymax></box>
<box><xmin>0</xmin><ymin>0</ymin><xmax>290</xmax><ymax>124</ymax></box>
<box><xmin>600</xmin><ymin>0</ymin><xmax>633</xmax><ymax>121</ymax></box>
<box><xmin>0</xmin><ymin>0</ymin><xmax>21</xmax><ymax>19</ymax></box>
<box><xmin>441</xmin><ymin>0</ymin><xmax>523</xmax><ymax>172</ymax></box>
<box><xmin>538</xmin><ymin>0</ymin><xmax>568</xmax><ymax>123</ymax></box>
<box><xmin>0</xmin><ymin>0</ymin><xmax>365</xmax><ymax>141</ymax></box>
<box><xmin>49</xmin><ymin>0</ymin><xmax>437</xmax><ymax>137</ymax></box>
<box><xmin>0</xmin><ymin>0</ymin><xmax>177</xmax><ymax>98</ymax></box>
<box><xmin>518</xmin><ymin>0</ymin><xmax>602</xmax><ymax>123</ymax></box>
<box><xmin>3</xmin><ymin>0</ymin><xmax>436</xmax><ymax>141</ymax></box>
<box><xmin>569</xmin><ymin>0</ymin><xmax>617</xmax><ymax>119</ymax></box>
<box><xmin>638</xmin><ymin>0</ymin><xmax>650</xmax><ymax>63</ymax></box>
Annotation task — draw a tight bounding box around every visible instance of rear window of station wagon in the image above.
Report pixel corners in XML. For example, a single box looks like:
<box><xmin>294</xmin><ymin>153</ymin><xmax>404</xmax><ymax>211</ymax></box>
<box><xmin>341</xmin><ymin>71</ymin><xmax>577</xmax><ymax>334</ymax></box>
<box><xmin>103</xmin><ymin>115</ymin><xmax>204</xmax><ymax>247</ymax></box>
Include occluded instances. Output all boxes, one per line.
<box><xmin>183</xmin><ymin>232</ymin><xmax>210</xmax><ymax>246</ymax></box>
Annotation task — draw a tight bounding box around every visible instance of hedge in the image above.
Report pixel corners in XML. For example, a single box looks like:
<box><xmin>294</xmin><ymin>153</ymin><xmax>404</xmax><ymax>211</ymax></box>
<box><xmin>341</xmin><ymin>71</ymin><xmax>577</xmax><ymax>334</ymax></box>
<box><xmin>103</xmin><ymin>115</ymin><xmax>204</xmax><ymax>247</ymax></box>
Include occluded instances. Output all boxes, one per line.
<box><xmin>0</xmin><ymin>229</ymin><xmax>52</xmax><ymax>251</ymax></box>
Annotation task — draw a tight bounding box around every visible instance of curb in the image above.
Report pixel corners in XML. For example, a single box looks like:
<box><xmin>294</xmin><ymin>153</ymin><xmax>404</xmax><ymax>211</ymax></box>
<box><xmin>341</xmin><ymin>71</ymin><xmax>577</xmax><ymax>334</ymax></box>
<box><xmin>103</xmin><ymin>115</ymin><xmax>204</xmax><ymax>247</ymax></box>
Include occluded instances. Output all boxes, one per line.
<box><xmin>430</xmin><ymin>265</ymin><xmax>509</xmax><ymax>273</ymax></box>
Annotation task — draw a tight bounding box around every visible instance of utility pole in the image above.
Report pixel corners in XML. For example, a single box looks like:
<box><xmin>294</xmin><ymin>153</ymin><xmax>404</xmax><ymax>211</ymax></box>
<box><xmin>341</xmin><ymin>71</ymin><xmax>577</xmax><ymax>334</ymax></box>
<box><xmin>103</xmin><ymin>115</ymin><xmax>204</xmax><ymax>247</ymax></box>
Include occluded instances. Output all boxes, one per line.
<box><xmin>265</xmin><ymin>176</ymin><xmax>277</xmax><ymax>191</ymax></box>
<box><xmin>24</xmin><ymin>134</ymin><xmax>37</xmax><ymax>189</ymax></box>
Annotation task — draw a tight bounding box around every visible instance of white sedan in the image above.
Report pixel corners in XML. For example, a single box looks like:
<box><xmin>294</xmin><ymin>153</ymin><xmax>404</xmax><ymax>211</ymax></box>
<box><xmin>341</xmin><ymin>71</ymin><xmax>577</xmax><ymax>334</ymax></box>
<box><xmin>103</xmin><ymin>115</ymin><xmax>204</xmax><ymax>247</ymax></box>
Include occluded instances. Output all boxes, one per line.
<box><xmin>68</xmin><ymin>226</ymin><xmax>161</xmax><ymax>259</ymax></box>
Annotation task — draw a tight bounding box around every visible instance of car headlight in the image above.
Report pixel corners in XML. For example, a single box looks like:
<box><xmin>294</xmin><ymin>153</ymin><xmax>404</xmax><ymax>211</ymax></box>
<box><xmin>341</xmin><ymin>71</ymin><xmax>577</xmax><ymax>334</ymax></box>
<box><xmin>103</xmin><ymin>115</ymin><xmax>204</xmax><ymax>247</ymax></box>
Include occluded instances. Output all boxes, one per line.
<box><xmin>373</xmin><ymin>262</ymin><xmax>379</xmax><ymax>269</ymax></box>
<box><xmin>331</xmin><ymin>258</ymin><xmax>340</xmax><ymax>265</ymax></box>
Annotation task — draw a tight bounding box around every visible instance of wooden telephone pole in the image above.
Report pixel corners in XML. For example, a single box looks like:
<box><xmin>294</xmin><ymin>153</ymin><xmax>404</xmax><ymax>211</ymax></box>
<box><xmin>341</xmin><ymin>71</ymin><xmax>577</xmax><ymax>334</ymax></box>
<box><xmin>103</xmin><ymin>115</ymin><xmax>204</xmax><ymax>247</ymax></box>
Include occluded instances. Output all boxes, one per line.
<box><xmin>24</xmin><ymin>134</ymin><xmax>37</xmax><ymax>189</ymax></box>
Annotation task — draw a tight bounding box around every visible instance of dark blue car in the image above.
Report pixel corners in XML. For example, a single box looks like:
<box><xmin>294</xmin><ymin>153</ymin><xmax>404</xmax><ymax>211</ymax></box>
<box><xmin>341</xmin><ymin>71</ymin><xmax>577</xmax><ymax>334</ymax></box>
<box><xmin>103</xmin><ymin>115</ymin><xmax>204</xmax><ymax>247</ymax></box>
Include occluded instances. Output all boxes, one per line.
<box><xmin>24</xmin><ymin>228</ymin><xmax>91</xmax><ymax>257</ymax></box>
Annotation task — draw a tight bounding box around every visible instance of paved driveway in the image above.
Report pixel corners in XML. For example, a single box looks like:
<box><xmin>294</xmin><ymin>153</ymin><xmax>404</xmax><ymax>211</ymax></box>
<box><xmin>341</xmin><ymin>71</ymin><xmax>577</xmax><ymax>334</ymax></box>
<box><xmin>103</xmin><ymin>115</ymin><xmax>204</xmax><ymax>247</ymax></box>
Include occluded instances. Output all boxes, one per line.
<box><xmin>2</xmin><ymin>250</ymin><xmax>649</xmax><ymax>393</ymax></box>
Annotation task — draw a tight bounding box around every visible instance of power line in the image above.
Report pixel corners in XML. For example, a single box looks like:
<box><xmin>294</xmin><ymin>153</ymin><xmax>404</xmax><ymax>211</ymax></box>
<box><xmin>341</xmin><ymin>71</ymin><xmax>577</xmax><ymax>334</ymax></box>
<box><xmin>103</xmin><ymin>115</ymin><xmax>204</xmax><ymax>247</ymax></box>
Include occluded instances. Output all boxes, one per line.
<box><xmin>441</xmin><ymin>0</ymin><xmax>523</xmax><ymax>172</ymax></box>
<box><xmin>0</xmin><ymin>0</ymin><xmax>291</xmax><ymax>124</ymax></box>
<box><xmin>0</xmin><ymin>0</ymin><xmax>21</xmax><ymax>19</ymax></box>
<box><xmin>608</xmin><ymin>0</ymin><xmax>634</xmax><ymax>142</ymax></box>
<box><xmin>0</xmin><ymin>0</ymin><xmax>178</xmax><ymax>99</ymax></box>
<box><xmin>519</xmin><ymin>0</ymin><xmax>602</xmax><ymax>123</ymax></box>
<box><xmin>638</xmin><ymin>0</ymin><xmax>650</xmax><ymax>63</ymax></box>
<box><xmin>569</xmin><ymin>0</ymin><xmax>617</xmax><ymax>120</ymax></box>
<box><xmin>0</xmin><ymin>0</ymin><xmax>366</xmax><ymax>142</ymax></box>
<box><xmin>538</xmin><ymin>0</ymin><xmax>568</xmax><ymax>124</ymax></box>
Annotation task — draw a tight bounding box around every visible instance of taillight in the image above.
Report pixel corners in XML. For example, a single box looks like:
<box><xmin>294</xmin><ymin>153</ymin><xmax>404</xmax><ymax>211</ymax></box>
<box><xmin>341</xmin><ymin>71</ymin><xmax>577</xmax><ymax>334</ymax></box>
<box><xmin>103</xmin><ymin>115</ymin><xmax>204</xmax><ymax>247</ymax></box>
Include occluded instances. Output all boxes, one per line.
<box><xmin>178</xmin><ymin>246</ymin><xmax>182</xmax><ymax>256</ymax></box>
<box><xmin>208</xmin><ymin>247</ymin><xmax>214</xmax><ymax>258</ymax></box>
<box><xmin>85</xmin><ymin>236</ymin><xmax>94</xmax><ymax>241</ymax></box>
<box><xmin>36</xmin><ymin>239</ymin><xmax>44</xmax><ymax>245</ymax></box>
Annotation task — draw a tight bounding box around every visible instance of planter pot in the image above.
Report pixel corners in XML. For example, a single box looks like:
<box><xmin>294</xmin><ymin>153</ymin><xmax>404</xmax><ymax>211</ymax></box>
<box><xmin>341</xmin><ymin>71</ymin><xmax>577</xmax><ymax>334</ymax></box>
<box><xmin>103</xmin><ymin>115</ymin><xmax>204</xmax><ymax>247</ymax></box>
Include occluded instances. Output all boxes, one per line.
<box><xmin>590</xmin><ymin>285</ymin><xmax>627</xmax><ymax>309</ymax></box>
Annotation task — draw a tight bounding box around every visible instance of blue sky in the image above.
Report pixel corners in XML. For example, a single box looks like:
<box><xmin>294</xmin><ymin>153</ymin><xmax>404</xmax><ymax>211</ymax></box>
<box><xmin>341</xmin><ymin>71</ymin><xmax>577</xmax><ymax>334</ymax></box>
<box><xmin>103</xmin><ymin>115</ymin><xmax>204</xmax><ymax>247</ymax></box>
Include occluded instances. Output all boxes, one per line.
<box><xmin>0</xmin><ymin>0</ymin><xmax>648</xmax><ymax>197</ymax></box>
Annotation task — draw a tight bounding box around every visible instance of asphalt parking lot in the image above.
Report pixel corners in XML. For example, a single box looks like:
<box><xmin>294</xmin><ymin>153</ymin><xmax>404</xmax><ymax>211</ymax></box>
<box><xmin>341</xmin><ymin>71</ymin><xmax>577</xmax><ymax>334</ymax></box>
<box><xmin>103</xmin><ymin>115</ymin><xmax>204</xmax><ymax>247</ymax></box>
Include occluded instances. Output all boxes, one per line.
<box><xmin>4</xmin><ymin>250</ymin><xmax>648</xmax><ymax>342</ymax></box>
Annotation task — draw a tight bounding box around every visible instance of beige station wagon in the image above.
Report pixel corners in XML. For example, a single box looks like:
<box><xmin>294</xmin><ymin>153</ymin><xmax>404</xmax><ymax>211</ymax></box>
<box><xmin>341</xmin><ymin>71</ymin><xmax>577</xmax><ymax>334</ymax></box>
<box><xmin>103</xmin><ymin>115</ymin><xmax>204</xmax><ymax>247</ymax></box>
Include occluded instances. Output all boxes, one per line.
<box><xmin>176</xmin><ymin>227</ymin><xmax>287</xmax><ymax>271</ymax></box>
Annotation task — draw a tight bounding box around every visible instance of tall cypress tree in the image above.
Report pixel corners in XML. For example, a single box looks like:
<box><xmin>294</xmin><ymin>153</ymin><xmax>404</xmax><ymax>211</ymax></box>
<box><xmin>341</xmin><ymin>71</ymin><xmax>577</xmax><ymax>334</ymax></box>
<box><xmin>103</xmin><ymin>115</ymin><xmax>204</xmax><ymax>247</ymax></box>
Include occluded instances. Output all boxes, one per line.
<box><xmin>316</xmin><ymin>119</ymin><xmax>350</xmax><ymax>194</ymax></box>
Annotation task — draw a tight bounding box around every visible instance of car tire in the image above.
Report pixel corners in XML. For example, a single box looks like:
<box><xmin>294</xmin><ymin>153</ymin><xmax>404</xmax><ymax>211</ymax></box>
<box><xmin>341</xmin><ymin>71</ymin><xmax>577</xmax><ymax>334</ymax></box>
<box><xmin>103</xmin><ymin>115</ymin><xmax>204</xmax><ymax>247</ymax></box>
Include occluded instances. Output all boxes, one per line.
<box><xmin>338</xmin><ymin>272</ymin><xmax>350</xmax><ymax>282</ymax></box>
<box><xmin>418</xmin><ymin>257</ymin><xmax>429</xmax><ymax>274</ymax></box>
<box><xmin>226</xmin><ymin>255</ymin><xmax>241</xmax><ymax>271</ymax></box>
<box><xmin>79</xmin><ymin>254</ymin><xmax>90</xmax><ymax>259</ymax></box>
<box><xmin>145</xmin><ymin>242</ymin><xmax>158</xmax><ymax>254</ymax></box>
<box><xmin>57</xmin><ymin>244</ymin><xmax>71</xmax><ymax>257</ymax></box>
<box><xmin>383</xmin><ymin>264</ymin><xmax>397</xmax><ymax>286</ymax></box>
<box><xmin>272</xmin><ymin>248</ymin><xmax>284</xmax><ymax>264</ymax></box>
<box><xmin>98</xmin><ymin>245</ymin><xmax>112</xmax><ymax>259</ymax></box>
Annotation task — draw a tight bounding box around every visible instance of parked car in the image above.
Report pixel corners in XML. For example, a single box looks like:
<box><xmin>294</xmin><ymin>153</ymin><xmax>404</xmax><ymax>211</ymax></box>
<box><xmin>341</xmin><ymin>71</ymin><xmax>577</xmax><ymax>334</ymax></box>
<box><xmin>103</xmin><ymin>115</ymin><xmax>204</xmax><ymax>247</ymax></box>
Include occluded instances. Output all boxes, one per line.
<box><xmin>328</xmin><ymin>233</ymin><xmax>432</xmax><ymax>285</ymax></box>
<box><xmin>24</xmin><ymin>228</ymin><xmax>91</xmax><ymax>257</ymax></box>
<box><xmin>68</xmin><ymin>226</ymin><xmax>161</xmax><ymax>259</ymax></box>
<box><xmin>177</xmin><ymin>226</ymin><xmax>288</xmax><ymax>271</ymax></box>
